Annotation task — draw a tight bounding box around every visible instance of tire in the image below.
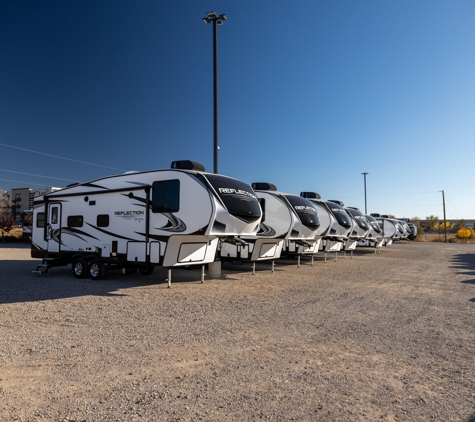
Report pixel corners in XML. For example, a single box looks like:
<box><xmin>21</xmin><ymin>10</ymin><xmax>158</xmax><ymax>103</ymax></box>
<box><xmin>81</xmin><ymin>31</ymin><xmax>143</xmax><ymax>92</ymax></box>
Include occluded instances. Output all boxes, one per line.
<box><xmin>89</xmin><ymin>258</ymin><xmax>105</xmax><ymax>280</ymax></box>
<box><xmin>72</xmin><ymin>257</ymin><xmax>88</xmax><ymax>279</ymax></box>
<box><xmin>124</xmin><ymin>266</ymin><xmax>138</xmax><ymax>274</ymax></box>
<box><xmin>138</xmin><ymin>265</ymin><xmax>154</xmax><ymax>275</ymax></box>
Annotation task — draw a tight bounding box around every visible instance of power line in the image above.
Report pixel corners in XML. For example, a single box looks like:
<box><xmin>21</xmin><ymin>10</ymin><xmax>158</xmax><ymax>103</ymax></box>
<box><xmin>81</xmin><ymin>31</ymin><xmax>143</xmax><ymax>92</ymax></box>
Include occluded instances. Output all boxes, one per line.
<box><xmin>0</xmin><ymin>178</ymin><xmax>56</xmax><ymax>187</ymax></box>
<box><xmin>0</xmin><ymin>168</ymin><xmax>80</xmax><ymax>183</ymax></box>
<box><xmin>445</xmin><ymin>195</ymin><xmax>463</xmax><ymax>219</ymax></box>
<box><xmin>0</xmin><ymin>142</ymin><xmax>127</xmax><ymax>171</ymax></box>
<box><xmin>338</xmin><ymin>190</ymin><xmax>439</xmax><ymax>200</ymax></box>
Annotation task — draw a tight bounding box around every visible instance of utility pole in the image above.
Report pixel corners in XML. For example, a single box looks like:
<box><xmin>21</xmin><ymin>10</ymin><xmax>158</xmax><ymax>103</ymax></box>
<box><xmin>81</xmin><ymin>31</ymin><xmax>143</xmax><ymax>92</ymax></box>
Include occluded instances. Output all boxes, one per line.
<box><xmin>362</xmin><ymin>172</ymin><xmax>369</xmax><ymax>214</ymax></box>
<box><xmin>442</xmin><ymin>190</ymin><xmax>447</xmax><ymax>242</ymax></box>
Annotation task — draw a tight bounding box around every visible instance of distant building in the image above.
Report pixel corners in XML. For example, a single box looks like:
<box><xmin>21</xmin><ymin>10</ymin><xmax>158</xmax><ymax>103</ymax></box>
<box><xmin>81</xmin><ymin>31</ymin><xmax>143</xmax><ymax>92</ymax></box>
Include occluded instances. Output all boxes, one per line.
<box><xmin>11</xmin><ymin>187</ymin><xmax>62</xmax><ymax>225</ymax></box>
<box><xmin>0</xmin><ymin>190</ymin><xmax>11</xmax><ymax>217</ymax></box>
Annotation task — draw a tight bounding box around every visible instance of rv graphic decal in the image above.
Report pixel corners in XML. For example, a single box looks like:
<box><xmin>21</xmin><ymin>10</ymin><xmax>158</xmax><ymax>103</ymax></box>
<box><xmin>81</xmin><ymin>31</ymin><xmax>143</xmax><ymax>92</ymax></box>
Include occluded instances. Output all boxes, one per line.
<box><xmin>157</xmin><ymin>213</ymin><xmax>186</xmax><ymax>232</ymax></box>
<box><xmin>121</xmin><ymin>193</ymin><xmax>146</xmax><ymax>205</ymax></box>
<box><xmin>47</xmin><ymin>226</ymin><xmax>65</xmax><ymax>245</ymax></box>
<box><xmin>218</xmin><ymin>188</ymin><xmax>257</xmax><ymax>202</ymax></box>
<box><xmin>61</xmin><ymin>227</ymin><xmax>101</xmax><ymax>242</ymax></box>
<box><xmin>257</xmin><ymin>222</ymin><xmax>276</xmax><ymax>237</ymax></box>
<box><xmin>86</xmin><ymin>223</ymin><xmax>136</xmax><ymax>241</ymax></box>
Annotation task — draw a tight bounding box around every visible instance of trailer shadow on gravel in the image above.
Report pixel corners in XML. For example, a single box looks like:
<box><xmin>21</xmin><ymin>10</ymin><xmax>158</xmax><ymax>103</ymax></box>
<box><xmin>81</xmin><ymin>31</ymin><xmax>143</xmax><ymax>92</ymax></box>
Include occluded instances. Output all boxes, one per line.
<box><xmin>0</xmin><ymin>260</ymin><xmax>215</xmax><ymax>305</ymax></box>
<box><xmin>449</xmin><ymin>253</ymin><xmax>475</xmax><ymax>284</ymax></box>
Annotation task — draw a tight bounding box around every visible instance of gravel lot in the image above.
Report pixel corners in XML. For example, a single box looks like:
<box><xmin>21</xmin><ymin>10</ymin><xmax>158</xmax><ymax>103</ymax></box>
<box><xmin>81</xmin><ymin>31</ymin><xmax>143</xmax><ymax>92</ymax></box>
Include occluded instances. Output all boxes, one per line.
<box><xmin>1</xmin><ymin>242</ymin><xmax>475</xmax><ymax>421</ymax></box>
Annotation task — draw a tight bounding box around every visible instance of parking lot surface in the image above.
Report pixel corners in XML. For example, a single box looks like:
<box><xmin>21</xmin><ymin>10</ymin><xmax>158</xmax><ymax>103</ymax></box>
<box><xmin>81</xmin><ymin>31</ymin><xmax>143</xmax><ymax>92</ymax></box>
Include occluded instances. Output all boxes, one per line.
<box><xmin>1</xmin><ymin>242</ymin><xmax>474</xmax><ymax>421</ymax></box>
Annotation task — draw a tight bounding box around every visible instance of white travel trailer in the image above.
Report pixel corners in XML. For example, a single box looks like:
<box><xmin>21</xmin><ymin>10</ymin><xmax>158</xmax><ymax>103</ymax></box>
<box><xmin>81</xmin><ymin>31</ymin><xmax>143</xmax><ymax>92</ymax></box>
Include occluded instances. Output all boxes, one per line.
<box><xmin>407</xmin><ymin>222</ymin><xmax>418</xmax><ymax>240</ymax></box>
<box><xmin>382</xmin><ymin>216</ymin><xmax>406</xmax><ymax>241</ymax></box>
<box><xmin>371</xmin><ymin>214</ymin><xmax>399</xmax><ymax>246</ymax></box>
<box><xmin>221</xmin><ymin>183</ymin><xmax>320</xmax><ymax>262</ymax></box>
<box><xmin>363</xmin><ymin>214</ymin><xmax>385</xmax><ymax>248</ymax></box>
<box><xmin>398</xmin><ymin>220</ymin><xmax>412</xmax><ymax>239</ymax></box>
<box><xmin>342</xmin><ymin>206</ymin><xmax>371</xmax><ymax>252</ymax></box>
<box><xmin>219</xmin><ymin>182</ymin><xmax>287</xmax><ymax>264</ymax></box>
<box><xmin>31</xmin><ymin>161</ymin><xmax>262</xmax><ymax>280</ymax></box>
<box><xmin>300</xmin><ymin>193</ymin><xmax>352</xmax><ymax>256</ymax></box>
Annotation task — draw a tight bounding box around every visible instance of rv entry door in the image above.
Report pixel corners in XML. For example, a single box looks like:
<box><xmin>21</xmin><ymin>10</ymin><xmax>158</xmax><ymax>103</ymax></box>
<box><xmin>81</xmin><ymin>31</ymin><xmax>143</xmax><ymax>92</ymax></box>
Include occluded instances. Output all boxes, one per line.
<box><xmin>47</xmin><ymin>203</ymin><xmax>62</xmax><ymax>253</ymax></box>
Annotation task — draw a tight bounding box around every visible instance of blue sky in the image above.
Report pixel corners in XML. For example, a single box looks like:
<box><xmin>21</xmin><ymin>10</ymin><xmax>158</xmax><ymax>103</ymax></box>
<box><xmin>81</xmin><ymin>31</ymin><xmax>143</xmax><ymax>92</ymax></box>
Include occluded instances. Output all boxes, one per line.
<box><xmin>1</xmin><ymin>0</ymin><xmax>474</xmax><ymax>219</ymax></box>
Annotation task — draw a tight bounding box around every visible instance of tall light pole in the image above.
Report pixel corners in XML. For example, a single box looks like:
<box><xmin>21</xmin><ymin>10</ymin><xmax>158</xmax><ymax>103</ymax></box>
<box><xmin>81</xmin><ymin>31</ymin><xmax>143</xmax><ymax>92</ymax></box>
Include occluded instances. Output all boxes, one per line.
<box><xmin>202</xmin><ymin>11</ymin><xmax>227</xmax><ymax>174</ymax></box>
<box><xmin>362</xmin><ymin>172</ymin><xmax>369</xmax><ymax>214</ymax></box>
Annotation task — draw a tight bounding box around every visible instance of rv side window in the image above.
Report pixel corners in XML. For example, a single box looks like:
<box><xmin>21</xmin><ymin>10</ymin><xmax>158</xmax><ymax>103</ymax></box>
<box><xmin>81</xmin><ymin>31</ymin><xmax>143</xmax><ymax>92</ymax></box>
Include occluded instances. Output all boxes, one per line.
<box><xmin>97</xmin><ymin>214</ymin><xmax>109</xmax><ymax>227</ymax></box>
<box><xmin>37</xmin><ymin>212</ymin><xmax>45</xmax><ymax>228</ymax></box>
<box><xmin>51</xmin><ymin>207</ymin><xmax>59</xmax><ymax>224</ymax></box>
<box><xmin>68</xmin><ymin>215</ymin><xmax>83</xmax><ymax>228</ymax></box>
<box><xmin>259</xmin><ymin>198</ymin><xmax>266</xmax><ymax>222</ymax></box>
<box><xmin>152</xmin><ymin>180</ymin><xmax>180</xmax><ymax>213</ymax></box>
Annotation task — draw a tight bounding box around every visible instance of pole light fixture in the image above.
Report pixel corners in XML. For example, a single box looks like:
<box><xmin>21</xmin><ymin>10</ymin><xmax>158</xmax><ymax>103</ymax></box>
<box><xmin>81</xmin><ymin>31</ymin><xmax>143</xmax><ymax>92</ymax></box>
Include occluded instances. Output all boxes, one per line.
<box><xmin>202</xmin><ymin>11</ymin><xmax>227</xmax><ymax>174</ymax></box>
<box><xmin>362</xmin><ymin>172</ymin><xmax>369</xmax><ymax>214</ymax></box>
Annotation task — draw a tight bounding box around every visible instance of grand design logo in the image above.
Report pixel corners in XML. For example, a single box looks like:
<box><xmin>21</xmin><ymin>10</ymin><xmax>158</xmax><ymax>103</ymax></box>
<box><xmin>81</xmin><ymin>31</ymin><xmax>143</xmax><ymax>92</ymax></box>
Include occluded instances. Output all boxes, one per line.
<box><xmin>218</xmin><ymin>188</ymin><xmax>257</xmax><ymax>202</ymax></box>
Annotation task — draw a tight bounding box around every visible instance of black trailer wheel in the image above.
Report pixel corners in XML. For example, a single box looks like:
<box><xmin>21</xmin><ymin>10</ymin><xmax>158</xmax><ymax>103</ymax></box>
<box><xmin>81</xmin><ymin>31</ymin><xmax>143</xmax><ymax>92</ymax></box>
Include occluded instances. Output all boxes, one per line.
<box><xmin>89</xmin><ymin>259</ymin><xmax>105</xmax><ymax>280</ymax></box>
<box><xmin>138</xmin><ymin>265</ymin><xmax>154</xmax><ymax>275</ymax></box>
<box><xmin>72</xmin><ymin>257</ymin><xmax>88</xmax><ymax>279</ymax></box>
<box><xmin>124</xmin><ymin>266</ymin><xmax>137</xmax><ymax>274</ymax></box>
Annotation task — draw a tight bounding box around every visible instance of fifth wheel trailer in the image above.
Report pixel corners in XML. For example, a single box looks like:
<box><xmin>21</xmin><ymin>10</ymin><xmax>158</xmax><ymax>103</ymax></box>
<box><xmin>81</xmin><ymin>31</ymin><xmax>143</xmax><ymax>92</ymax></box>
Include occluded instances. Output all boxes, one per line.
<box><xmin>300</xmin><ymin>193</ymin><xmax>352</xmax><ymax>255</ymax></box>
<box><xmin>31</xmin><ymin>161</ymin><xmax>262</xmax><ymax>280</ymax></box>
<box><xmin>219</xmin><ymin>183</ymin><xmax>320</xmax><ymax>263</ymax></box>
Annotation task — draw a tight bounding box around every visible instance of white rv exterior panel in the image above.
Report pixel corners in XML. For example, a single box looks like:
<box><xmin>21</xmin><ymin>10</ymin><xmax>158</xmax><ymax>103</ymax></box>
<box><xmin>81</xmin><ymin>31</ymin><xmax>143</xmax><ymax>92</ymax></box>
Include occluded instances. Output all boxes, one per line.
<box><xmin>162</xmin><ymin>236</ymin><xmax>218</xmax><ymax>267</ymax></box>
<box><xmin>127</xmin><ymin>242</ymin><xmax>147</xmax><ymax>262</ymax></box>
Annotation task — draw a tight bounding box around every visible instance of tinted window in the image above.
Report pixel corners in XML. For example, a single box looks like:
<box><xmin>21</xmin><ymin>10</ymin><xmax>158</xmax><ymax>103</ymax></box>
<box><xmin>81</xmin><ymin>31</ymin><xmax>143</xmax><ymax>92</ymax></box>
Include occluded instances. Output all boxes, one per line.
<box><xmin>395</xmin><ymin>222</ymin><xmax>404</xmax><ymax>233</ymax></box>
<box><xmin>51</xmin><ymin>207</ymin><xmax>59</xmax><ymax>224</ymax></box>
<box><xmin>205</xmin><ymin>174</ymin><xmax>261</xmax><ymax>223</ymax></box>
<box><xmin>365</xmin><ymin>215</ymin><xmax>382</xmax><ymax>233</ymax></box>
<box><xmin>285</xmin><ymin>195</ymin><xmax>320</xmax><ymax>230</ymax></box>
<box><xmin>97</xmin><ymin>214</ymin><xmax>109</xmax><ymax>227</ymax></box>
<box><xmin>325</xmin><ymin>201</ymin><xmax>352</xmax><ymax>228</ymax></box>
<box><xmin>68</xmin><ymin>215</ymin><xmax>83</xmax><ymax>228</ymax></box>
<box><xmin>346</xmin><ymin>208</ymin><xmax>370</xmax><ymax>230</ymax></box>
<box><xmin>152</xmin><ymin>180</ymin><xmax>179</xmax><ymax>213</ymax></box>
<box><xmin>37</xmin><ymin>212</ymin><xmax>45</xmax><ymax>228</ymax></box>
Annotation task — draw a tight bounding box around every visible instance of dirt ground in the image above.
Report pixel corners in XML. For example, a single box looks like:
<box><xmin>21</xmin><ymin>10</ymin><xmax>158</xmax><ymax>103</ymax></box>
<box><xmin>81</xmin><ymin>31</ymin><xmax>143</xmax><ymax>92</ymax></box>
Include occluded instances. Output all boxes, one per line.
<box><xmin>1</xmin><ymin>242</ymin><xmax>475</xmax><ymax>421</ymax></box>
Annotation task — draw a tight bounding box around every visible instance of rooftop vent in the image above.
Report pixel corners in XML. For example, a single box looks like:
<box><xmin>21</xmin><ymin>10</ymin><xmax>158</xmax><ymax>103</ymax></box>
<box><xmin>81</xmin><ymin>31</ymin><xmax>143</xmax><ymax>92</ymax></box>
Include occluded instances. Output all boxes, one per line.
<box><xmin>347</xmin><ymin>206</ymin><xmax>360</xmax><ymax>211</ymax></box>
<box><xmin>328</xmin><ymin>199</ymin><xmax>345</xmax><ymax>207</ymax></box>
<box><xmin>300</xmin><ymin>191</ymin><xmax>321</xmax><ymax>199</ymax></box>
<box><xmin>251</xmin><ymin>182</ymin><xmax>277</xmax><ymax>191</ymax></box>
<box><xmin>370</xmin><ymin>213</ymin><xmax>381</xmax><ymax>217</ymax></box>
<box><xmin>381</xmin><ymin>214</ymin><xmax>390</xmax><ymax>218</ymax></box>
<box><xmin>171</xmin><ymin>160</ymin><xmax>205</xmax><ymax>172</ymax></box>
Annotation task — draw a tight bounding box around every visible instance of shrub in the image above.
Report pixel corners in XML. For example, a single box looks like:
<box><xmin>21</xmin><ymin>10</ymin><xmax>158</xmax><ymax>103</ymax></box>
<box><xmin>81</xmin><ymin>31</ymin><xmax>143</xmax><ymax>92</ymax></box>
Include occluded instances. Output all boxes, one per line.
<box><xmin>457</xmin><ymin>228</ymin><xmax>474</xmax><ymax>242</ymax></box>
<box><xmin>447</xmin><ymin>237</ymin><xmax>457</xmax><ymax>243</ymax></box>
